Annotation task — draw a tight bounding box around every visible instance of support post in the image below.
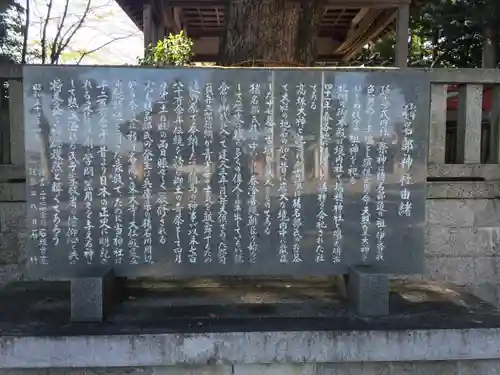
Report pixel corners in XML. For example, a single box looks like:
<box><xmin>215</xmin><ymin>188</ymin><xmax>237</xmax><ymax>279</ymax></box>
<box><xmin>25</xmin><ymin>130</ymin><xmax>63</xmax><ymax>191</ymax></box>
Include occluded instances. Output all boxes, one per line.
<box><xmin>348</xmin><ymin>266</ymin><xmax>389</xmax><ymax>316</ymax></box>
<box><xmin>395</xmin><ymin>3</ymin><xmax>410</xmax><ymax>68</ymax></box>
<box><xmin>8</xmin><ymin>79</ymin><xmax>24</xmax><ymax>165</ymax></box>
<box><xmin>70</xmin><ymin>268</ymin><xmax>117</xmax><ymax>322</ymax></box>
<box><xmin>457</xmin><ymin>84</ymin><xmax>483</xmax><ymax>163</ymax></box>
<box><xmin>143</xmin><ymin>2</ymin><xmax>153</xmax><ymax>50</ymax></box>
<box><xmin>428</xmin><ymin>84</ymin><xmax>448</xmax><ymax>164</ymax></box>
<box><xmin>488</xmin><ymin>87</ymin><xmax>500</xmax><ymax>164</ymax></box>
<box><xmin>482</xmin><ymin>24</ymin><xmax>497</xmax><ymax>69</ymax></box>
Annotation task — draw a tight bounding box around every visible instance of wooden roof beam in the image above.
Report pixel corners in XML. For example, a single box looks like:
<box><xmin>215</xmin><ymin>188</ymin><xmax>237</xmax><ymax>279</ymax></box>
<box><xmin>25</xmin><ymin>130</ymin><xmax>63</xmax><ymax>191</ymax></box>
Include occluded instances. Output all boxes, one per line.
<box><xmin>152</xmin><ymin>0</ymin><xmax>182</xmax><ymax>34</ymax></box>
<box><xmin>342</xmin><ymin>9</ymin><xmax>397</xmax><ymax>60</ymax></box>
<box><xmin>174</xmin><ymin>7</ymin><xmax>186</xmax><ymax>32</ymax></box>
<box><xmin>351</xmin><ymin>8</ymin><xmax>370</xmax><ymax>26</ymax></box>
<box><xmin>187</xmin><ymin>28</ymin><xmax>348</xmax><ymax>38</ymax></box>
<box><xmin>336</xmin><ymin>8</ymin><xmax>380</xmax><ymax>54</ymax></box>
<box><xmin>162</xmin><ymin>0</ymin><xmax>410</xmax><ymax>8</ymax></box>
<box><xmin>191</xmin><ymin>53</ymin><xmax>344</xmax><ymax>62</ymax></box>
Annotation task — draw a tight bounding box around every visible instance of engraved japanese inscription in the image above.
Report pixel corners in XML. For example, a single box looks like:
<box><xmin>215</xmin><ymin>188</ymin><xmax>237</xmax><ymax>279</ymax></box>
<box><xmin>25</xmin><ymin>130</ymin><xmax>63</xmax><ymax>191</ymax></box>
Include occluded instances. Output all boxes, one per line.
<box><xmin>23</xmin><ymin>66</ymin><xmax>429</xmax><ymax>279</ymax></box>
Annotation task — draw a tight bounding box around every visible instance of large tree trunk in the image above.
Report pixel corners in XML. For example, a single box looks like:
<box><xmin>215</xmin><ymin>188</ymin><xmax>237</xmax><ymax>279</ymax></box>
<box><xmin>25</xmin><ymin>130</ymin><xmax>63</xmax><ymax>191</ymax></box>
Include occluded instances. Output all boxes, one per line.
<box><xmin>218</xmin><ymin>0</ymin><xmax>326</xmax><ymax>66</ymax></box>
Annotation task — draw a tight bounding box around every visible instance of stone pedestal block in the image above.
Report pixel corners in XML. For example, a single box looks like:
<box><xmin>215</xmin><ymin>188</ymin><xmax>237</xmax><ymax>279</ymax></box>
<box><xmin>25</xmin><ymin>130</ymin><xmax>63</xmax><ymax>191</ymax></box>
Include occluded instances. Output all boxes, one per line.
<box><xmin>70</xmin><ymin>268</ymin><xmax>117</xmax><ymax>322</ymax></box>
<box><xmin>348</xmin><ymin>266</ymin><xmax>389</xmax><ymax>316</ymax></box>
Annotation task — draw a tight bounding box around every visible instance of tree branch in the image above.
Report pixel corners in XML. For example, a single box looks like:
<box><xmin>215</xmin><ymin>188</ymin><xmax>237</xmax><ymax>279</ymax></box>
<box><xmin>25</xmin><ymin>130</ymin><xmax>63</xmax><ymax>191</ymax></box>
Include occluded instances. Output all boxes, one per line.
<box><xmin>56</xmin><ymin>18</ymin><xmax>85</xmax><ymax>48</ymax></box>
<box><xmin>50</xmin><ymin>0</ymin><xmax>70</xmax><ymax>64</ymax></box>
<box><xmin>430</xmin><ymin>52</ymin><xmax>442</xmax><ymax>68</ymax></box>
<box><xmin>40</xmin><ymin>0</ymin><xmax>53</xmax><ymax>64</ymax></box>
<box><xmin>52</xmin><ymin>0</ymin><xmax>92</xmax><ymax>64</ymax></box>
<box><xmin>75</xmin><ymin>32</ymin><xmax>139</xmax><ymax>64</ymax></box>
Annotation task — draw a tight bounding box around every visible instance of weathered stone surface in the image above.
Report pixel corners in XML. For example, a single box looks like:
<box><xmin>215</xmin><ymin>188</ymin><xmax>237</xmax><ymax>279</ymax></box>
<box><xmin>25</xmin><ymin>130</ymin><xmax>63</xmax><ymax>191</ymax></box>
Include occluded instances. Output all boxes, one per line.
<box><xmin>474</xmin><ymin>257</ymin><xmax>500</xmax><ymax>281</ymax></box>
<box><xmin>153</xmin><ymin>366</ymin><xmax>231</xmax><ymax>375</ymax></box>
<box><xmin>0</xmin><ymin>229</ymin><xmax>27</xmax><ymax>265</ymax></box>
<box><xmin>0</xmin><ymin>231</ymin><xmax>20</xmax><ymax>264</ymax></box>
<box><xmin>450</xmin><ymin>227</ymin><xmax>488</xmax><ymax>256</ymax></box>
<box><xmin>0</xmin><ymin>370</ymin><xmax>152</xmax><ymax>375</ymax></box>
<box><xmin>3</xmin><ymin>362</ymin><xmax>500</xmax><ymax>375</ymax></box>
<box><xmin>424</xmin><ymin>257</ymin><xmax>476</xmax><ymax>285</ymax></box>
<box><xmin>468</xmin><ymin>283</ymin><xmax>500</xmax><ymax>308</ymax></box>
<box><xmin>426</xmin><ymin>200</ymin><xmax>475</xmax><ymax>227</ymax></box>
<box><xmin>390</xmin><ymin>361</ymin><xmax>458</xmax><ymax>375</ymax></box>
<box><xmin>473</xmin><ymin>200</ymin><xmax>500</xmax><ymax>227</ymax></box>
<box><xmin>233</xmin><ymin>364</ymin><xmax>314</xmax><ymax>375</ymax></box>
<box><xmin>5</xmin><ymin>329</ymin><xmax>500</xmax><ymax>368</ymax></box>
<box><xmin>0</xmin><ymin>202</ymin><xmax>26</xmax><ymax>232</ymax></box>
<box><xmin>0</xmin><ymin>264</ymin><xmax>20</xmax><ymax>286</ymax></box>
<box><xmin>426</xmin><ymin>182</ymin><xmax>500</xmax><ymax>199</ymax></box>
<box><xmin>319</xmin><ymin>361</ymin><xmax>459</xmax><ymax>375</ymax></box>
<box><xmin>423</xmin><ymin>197</ymin><xmax>500</xmax><ymax>305</ymax></box>
<box><xmin>70</xmin><ymin>269</ymin><xmax>116</xmax><ymax>322</ymax></box>
<box><xmin>427</xmin><ymin>163</ymin><xmax>500</xmax><ymax>180</ymax></box>
<box><xmin>459</xmin><ymin>359</ymin><xmax>500</xmax><ymax>375</ymax></box>
<box><xmin>0</xmin><ymin>165</ymin><xmax>24</xmax><ymax>183</ymax></box>
<box><xmin>423</xmin><ymin>256</ymin><xmax>499</xmax><ymax>290</ymax></box>
<box><xmin>426</xmin><ymin>226</ymin><xmax>496</xmax><ymax>257</ymax></box>
<box><xmin>425</xmin><ymin>226</ymin><xmax>451</xmax><ymax>257</ymax></box>
<box><xmin>316</xmin><ymin>362</ymin><xmax>389</xmax><ymax>375</ymax></box>
<box><xmin>0</xmin><ymin>182</ymin><xmax>25</xmax><ymax>201</ymax></box>
<box><xmin>348</xmin><ymin>267</ymin><xmax>389</xmax><ymax>316</ymax></box>
<box><xmin>475</xmin><ymin>227</ymin><xmax>500</xmax><ymax>255</ymax></box>
<box><xmin>8</xmin><ymin>80</ymin><xmax>25</xmax><ymax>166</ymax></box>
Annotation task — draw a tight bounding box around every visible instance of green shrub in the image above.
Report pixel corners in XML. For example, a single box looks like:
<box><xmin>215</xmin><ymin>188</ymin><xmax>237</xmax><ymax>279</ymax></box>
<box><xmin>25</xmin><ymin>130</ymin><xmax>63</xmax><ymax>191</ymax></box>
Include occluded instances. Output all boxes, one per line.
<box><xmin>138</xmin><ymin>30</ymin><xmax>193</xmax><ymax>66</ymax></box>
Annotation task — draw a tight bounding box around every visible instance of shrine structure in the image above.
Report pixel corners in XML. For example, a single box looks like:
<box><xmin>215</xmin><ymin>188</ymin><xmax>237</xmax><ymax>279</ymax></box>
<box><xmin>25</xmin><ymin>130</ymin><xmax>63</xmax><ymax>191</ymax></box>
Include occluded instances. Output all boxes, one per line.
<box><xmin>116</xmin><ymin>0</ymin><xmax>411</xmax><ymax>66</ymax></box>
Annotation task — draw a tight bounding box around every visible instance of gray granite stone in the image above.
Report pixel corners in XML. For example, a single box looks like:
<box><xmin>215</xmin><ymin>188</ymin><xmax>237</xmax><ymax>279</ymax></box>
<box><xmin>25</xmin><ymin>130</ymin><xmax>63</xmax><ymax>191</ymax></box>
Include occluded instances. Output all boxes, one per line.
<box><xmin>0</xmin><ymin>370</ymin><xmax>153</xmax><ymax>375</ymax></box>
<box><xmin>0</xmin><ymin>231</ymin><xmax>21</xmax><ymax>264</ymax></box>
<box><xmin>0</xmin><ymin>202</ymin><xmax>26</xmax><ymax>232</ymax></box>
<box><xmin>1</xmin><ymin>362</ymin><xmax>500</xmax><ymax>375</ymax></box>
<box><xmin>422</xmin><ymin>256</ymin><xmax>500</xmax><ymax>293</ymax></box>
<box><xmin>390</xmin><ymin>361</ymin><xmax>458</xmax><ymax>375</ymax></box>
<box><xmin>427</xmin><ymin>163</ymin><xmax>500</xmax><ymax>180</ymax></box>
<box><xmin>0</xmin><ymin>264</ymin><xmax>20</xmax><ymax>287</ymax></box>
<box><xmin>0</xmin><ymin>182</ymin><xmax>26</xmax><ymax>201</ymax></box>
<box><xmin>467</xmin><ymin>283</ymin><xmax>500</xmax><ymax>308</ymax></box>
<box><xmin>473</xmin><ymin>200</ymin><xmax>500</xmax><ymax>227</ymax></box>
<box><xmin>448</xmin><ymin>227</ymin><xmax>494</xmax><ymax>257</ymax></box>
<box><xmin>4</xmin><ymin>329</ymin><xmax>500</xmax><ymax>368</ymax></box>
<box><xmin>426</xmin><ymin>182</ymin><xmax>500</xmax><ymax>199</ymax></box>
<box><xmin>476</xmin><ymin>227</ymin><xmax>500</xmax><ymax>256</ymax></box>
<box><xmin>474</xmin><ymin>257</ymin><xmax>499</xmax><ymax>282</ymax></box>
<box><xmin>426</xmin><ymin>200</ymin><xmax>475</xmax><ymax>227</ymax></box>
<box><xmin>152</xmin><ymin>366</ymin><xmax>231</xmax><ymax>375</ymax></box>
<box><xmin>458</xmin><ymin>359</ymin><xmax>500</xmax><ymax>375</ymax></box>
<box><xmin>348</xmin><ymin>266</ymin><xmax>389</xmax><ymax>316</ymax></box>
<box><xmin>8</xmin><ymin>80</ymin><xmax>24</xmax><ymax>166</ymax></box>
<box><xmin>233</xmin><ymin>364</ymin><xmax>314</xmax><ymax>375</ymax></box>
<box><xmin>424</xmin><ymin>257</ymin><xmax>476</xmax><ymax>285</ymax></box>
<box><xmin>0</xmin><ymin>165</ymin><xmax>24</xmax><ymax>183</ymax></box>
<box><xmin>22</xmin><ymin>66</ymin><xmax>429</xmax><ymax>280</ymax></box>
<box><xmin>316</xmin><ymin>363</ymin><xmax>389</xmax><ymax>375</ymax></box>
<box><xmin>425</xmin><ymin>226</ymin><xmax>451</xmax><ymax>257</ymax></box>
<box><xmin>70</xmin><ymin>269</ymin><xmax>116</xmax><ymax>322</ymax></box>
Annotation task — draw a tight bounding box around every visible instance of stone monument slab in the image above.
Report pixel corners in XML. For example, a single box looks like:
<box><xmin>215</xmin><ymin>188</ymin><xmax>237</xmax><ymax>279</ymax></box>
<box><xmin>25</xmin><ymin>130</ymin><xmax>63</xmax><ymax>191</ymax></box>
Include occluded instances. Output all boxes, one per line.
<box><xmin>22</xmin><ymin>66</ymin><xmax>429</xmax><ymax>280</ymax></box>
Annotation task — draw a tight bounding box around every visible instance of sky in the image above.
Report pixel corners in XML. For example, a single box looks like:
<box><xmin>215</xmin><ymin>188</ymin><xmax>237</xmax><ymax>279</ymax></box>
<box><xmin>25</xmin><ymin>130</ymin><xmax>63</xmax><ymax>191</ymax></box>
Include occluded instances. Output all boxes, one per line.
<box><xmin>16</xmin><ymin>0</ymin><xmax>144</xmax><ymax>65</ymax></box>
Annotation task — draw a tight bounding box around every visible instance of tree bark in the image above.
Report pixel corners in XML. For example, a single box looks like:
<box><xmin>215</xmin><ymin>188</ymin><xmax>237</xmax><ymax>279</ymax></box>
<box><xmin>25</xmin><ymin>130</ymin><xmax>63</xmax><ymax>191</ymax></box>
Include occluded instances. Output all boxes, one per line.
<box><xmin>482</xmin><ymin>23</ymin><xmax>497</xmax><ymax>68</ymax></box>
<box><xmin>218</xmin><ymin>0</ymin><xmax>326</xmax><ymax>66</ymax></box>
<box><xmin>21</xmin><ymin>0</ymin><xmax>29</xmax><ymax>64</ymax></box>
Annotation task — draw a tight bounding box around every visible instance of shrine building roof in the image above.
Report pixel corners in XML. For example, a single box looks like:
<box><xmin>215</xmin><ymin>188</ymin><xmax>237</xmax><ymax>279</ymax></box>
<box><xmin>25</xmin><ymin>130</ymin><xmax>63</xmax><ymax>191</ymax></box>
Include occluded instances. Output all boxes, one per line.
<box><xmin>116</xmin><ymin>0</ymin><xmax>411</xmax><ymax>63</ymax></box>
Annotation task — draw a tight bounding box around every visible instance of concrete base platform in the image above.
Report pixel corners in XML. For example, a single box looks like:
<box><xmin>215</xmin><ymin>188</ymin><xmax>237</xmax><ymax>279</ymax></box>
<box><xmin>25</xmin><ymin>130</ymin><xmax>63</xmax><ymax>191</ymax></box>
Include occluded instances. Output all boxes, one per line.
<box><xmin>1</xmin><ymin>279</ymin><xmax>500</xmax><ymax>368</ymax></box>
